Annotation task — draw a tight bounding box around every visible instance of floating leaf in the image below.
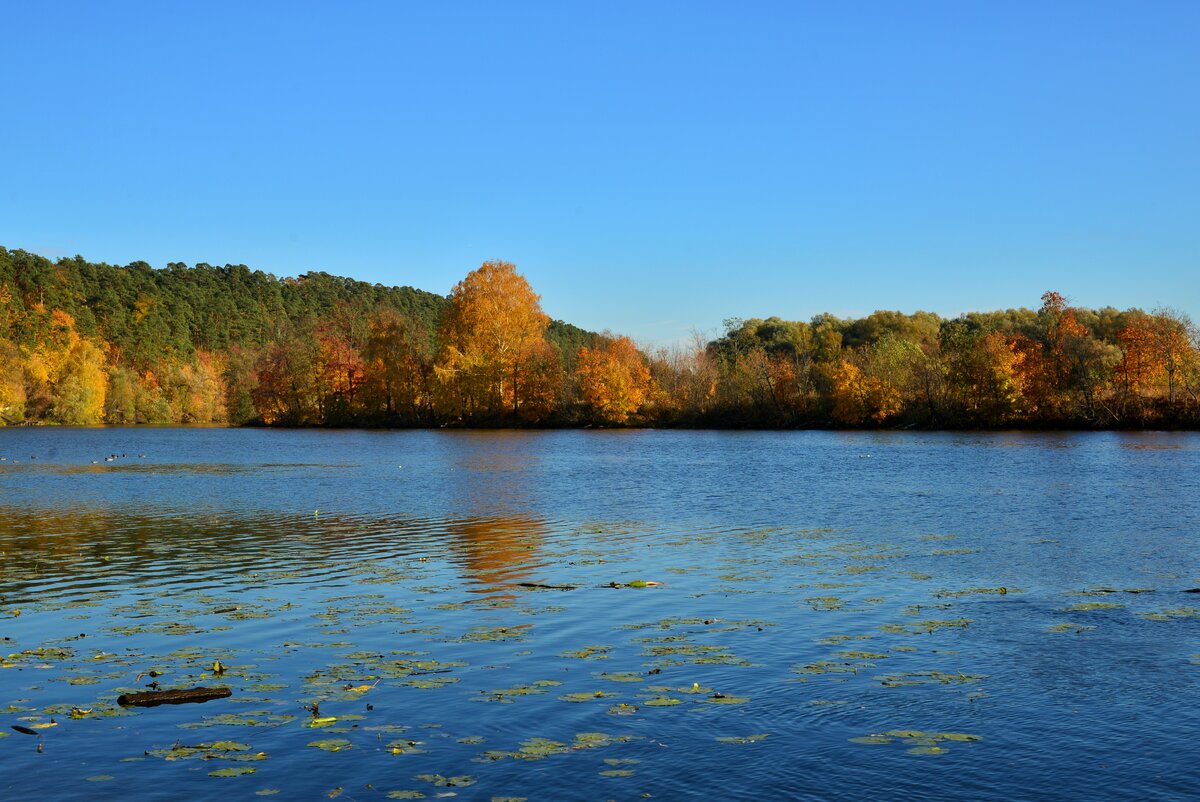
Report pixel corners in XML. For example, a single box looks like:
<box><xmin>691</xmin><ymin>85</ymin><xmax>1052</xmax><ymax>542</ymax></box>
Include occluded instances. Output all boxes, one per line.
<box><xmin>716</xmin><ymin>733</ymin><xmax>770</xmax><ymax>744</ymax></box>
<box><xmin>701</xmin><ymin>693</ymin><xmax>749</xmax><ymax>705</ymax></box>
<box><xmin>210</xmin><ymin>767</ymin><xmax>257</xmax><ymax>777</ymax></box>
<box><xmin>416</xmin><ymin>774</ymin><xmax>475</xmax><ymax>787</ymax></box>
<box><xmin>935</xmin><ymin>732</ymin><xmax>982</xmax><ymax>742</ymax></box>
<box><xmin>307</xmin><ymin>716</ymin><xmax>339</xmax><ymax>728</ymax></box>
<box><xmin>308</xmin><ymin>739</ymin><xmax>352</xmax><ymax>752</ymax></box>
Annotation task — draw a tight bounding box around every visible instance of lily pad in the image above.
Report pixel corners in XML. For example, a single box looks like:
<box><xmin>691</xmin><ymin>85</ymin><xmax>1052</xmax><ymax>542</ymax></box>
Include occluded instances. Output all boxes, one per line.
<box><xmin>210</xmin><ymin>767</ymin><xmax>257</xmax><ymax>778</ymax></box>
<box><xmin>308</xmin><ymin>739</ymin><xmax>352</xmax><ymax>752</ymax></box>
<box><xmin>716</xmin><ymin>733</ymin><xmax>770</xmax><ymax>744</ymax></box>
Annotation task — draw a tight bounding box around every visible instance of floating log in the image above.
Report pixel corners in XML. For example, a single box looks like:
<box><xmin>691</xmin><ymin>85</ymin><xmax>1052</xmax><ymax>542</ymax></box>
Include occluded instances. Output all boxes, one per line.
<box><xmin>117</xmin><ymin>686</ymin><xmax>232</xmax><ymax>707</ymax></box>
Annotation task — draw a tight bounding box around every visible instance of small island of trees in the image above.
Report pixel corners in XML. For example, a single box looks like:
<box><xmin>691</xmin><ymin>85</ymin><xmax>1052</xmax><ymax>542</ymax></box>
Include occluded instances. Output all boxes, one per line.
<box><xmin>0</xmin><ymin>246</ymin><xmax>1197</xmax><ymax>429</ymax></box>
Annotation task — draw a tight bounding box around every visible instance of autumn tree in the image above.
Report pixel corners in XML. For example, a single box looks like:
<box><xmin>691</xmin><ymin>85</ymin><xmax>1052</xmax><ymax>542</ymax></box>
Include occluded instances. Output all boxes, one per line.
<box><xmin>0</xmin><ymin>338</ymin><xmax>26</xmax><ymax>424</ymax></box>
<box><xmin>576</xmin><ymin>335</ymin><xmax>653</xmax><ymax>424</ymax></box>
<box><xmin>1038</xmin><ymin>291</ymin><xmax>1116</xmax><ymax>419</ymax></box>
<box><xmin>252</xmin><ymin>333</ymin><xmax>322</xmax><ymax>425</ymax></box>
<box><xmin>829</xmin><ymin>358</ymin><xmax>902</xmax><ymax>425</ymax></box>
<box><xmin>361</xmin><ymin>308</ymin><xmax>431</xmax><ymax>422</ymax></box>
<box><xmin>1147</xmin><ymin>309</ymin><xmax>1196</xmax><ymax>405</ymax></box>
<box><xmin>52</xmin><ymin>339</ymin><xmax>108</xmax><ymax>424</ymax></box>
<box><xmin>435</xmin><ymin>260</ymin><xmax>555</xmax><ymax>420</ymax></box>
<box><xmin>948</xmin><ymin>330</ymin><xmax>1032</xmax><ymax>424</ymax></box>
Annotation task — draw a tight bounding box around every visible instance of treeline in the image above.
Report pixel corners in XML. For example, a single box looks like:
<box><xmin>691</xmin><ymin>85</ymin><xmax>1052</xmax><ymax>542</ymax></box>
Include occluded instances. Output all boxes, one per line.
<box><xmin>1</xmin><ymin>246</ymin><xmax>1197</xmax><ymax>429</ymax></box>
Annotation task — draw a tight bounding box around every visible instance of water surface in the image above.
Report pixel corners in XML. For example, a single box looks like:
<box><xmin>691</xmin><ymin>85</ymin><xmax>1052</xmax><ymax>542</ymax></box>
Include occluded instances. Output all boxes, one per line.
<box><xmin>1</xmin><ymin>429</ymin><xmax>1198</xmax><ymax>800</ymax></box>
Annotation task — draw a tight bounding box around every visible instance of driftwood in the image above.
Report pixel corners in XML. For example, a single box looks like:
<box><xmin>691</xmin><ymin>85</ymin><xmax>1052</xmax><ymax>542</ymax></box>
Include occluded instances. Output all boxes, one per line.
<box><xmin>117</xmin><ymin>686</ymin><xmax>232</xmax><ymax>707</ymax></box>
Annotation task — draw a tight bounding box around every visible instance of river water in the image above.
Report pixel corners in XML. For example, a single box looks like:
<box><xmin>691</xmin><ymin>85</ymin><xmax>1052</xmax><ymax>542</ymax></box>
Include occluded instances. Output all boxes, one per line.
<box><xmin>1</xmin><ymin>428</ymin><xmax>1198</xmax><ymax>800</ymax></box>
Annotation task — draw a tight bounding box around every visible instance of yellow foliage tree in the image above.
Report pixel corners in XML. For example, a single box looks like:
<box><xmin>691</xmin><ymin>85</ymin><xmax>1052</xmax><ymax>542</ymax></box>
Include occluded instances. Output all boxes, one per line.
<box><xmin>576</xmin><ymin>336</ymin><xmax>652</xmax><ymax>424</ymax></box>
<box><xmin>53</xmin><ymin>339</ymin><xmax>108</xmax><ymax>424</ymax></box>
<box><xmin>830</xmin><ymin>359</ymin><xmax>902</xmax><ymax>424</ymax></box>
<box><xmin>0</xmin><ymin>338</ymin><xmax>26</xmax><ymax>424</ymax></box>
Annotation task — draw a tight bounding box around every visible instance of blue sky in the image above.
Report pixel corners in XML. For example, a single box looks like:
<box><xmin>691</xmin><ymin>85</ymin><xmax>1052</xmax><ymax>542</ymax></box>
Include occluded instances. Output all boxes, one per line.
<box><xmin>2</xmin><ymin>1</ymin><xmax>1196</xmax><ymax>345</ymax></box>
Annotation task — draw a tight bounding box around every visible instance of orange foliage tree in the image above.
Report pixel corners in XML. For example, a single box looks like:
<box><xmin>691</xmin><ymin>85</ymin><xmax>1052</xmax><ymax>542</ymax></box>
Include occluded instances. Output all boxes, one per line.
<box><xmin>575</xmin><ymin>335</ymin><xmax>653</xmax><ymax>424</ymax></box>
<box><xmin>435</xmin><ymin>260</ymin><xmax>555</xmax><ymax>419</ymax></box>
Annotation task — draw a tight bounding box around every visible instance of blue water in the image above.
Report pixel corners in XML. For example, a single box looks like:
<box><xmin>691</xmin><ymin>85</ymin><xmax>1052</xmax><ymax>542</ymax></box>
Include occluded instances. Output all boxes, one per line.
<box><xmin>1</xmin><ymin>428</ymin><xmax>1198</xmax><ymax>800</ymax></box>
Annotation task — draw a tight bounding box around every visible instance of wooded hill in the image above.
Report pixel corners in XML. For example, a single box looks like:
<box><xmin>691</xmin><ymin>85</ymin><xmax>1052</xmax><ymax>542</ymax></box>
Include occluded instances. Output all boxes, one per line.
<box><xmin>1</xmin><ymin>246</ymin><xmax>1197</xmax><ymax>429</ymax></box>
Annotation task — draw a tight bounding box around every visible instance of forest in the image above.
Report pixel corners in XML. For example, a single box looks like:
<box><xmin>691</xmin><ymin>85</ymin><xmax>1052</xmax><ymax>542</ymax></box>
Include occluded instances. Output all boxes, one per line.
<box><xmin>1</xmin><ymin>245</ymin><xmax>1197</xmax><ymax>429</ymax></box>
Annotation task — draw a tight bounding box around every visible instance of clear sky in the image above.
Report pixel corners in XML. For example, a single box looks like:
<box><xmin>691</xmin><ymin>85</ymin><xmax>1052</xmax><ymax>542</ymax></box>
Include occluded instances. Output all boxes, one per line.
<box><xmin>2</xmin><ymin>1</ymin><xmax>1196</xmax><ymax>345</ymax></box>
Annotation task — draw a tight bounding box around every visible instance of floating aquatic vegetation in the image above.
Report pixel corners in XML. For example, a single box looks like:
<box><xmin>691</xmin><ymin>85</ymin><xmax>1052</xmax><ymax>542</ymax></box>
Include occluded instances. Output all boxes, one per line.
<box><xmin>1069</xmin><ymin>587</ymin><xmax>1154</xmax><ymax>596</ymax></box>
<box><xmin>700</xmin><ymin>693</ymin><xmax>749</xmax><ymax>705</ymax></box>
<box><xmin>878</xmin><ymin>671</ymin><xmax>986</xmax><ymax>688</ymax></box>
<box><xmin>146</xmin><ymin>741</ymin><xmax>268</xmax><ymax>763</ymax></box>
<box><xmin>559</xmin><ymin>691</ymin><xmax>615</xmax><ymax>702</ymax></box>
<box><xmin>559</xmin><ymin>645</ymin><xmax>613</xmax><ymax>659</ymax></box>
<box><xmin>402</xmin><ymin>676</ymin><xmax>460</xmax><ymax>689</ymax></box>
<box><xmin>475</xmin><ymin>681</ymin><xmax>558</xmax><ymax>702</ymax></box>
<box><xmin>177</xmin><ymin>711</ymin><xmax>297</xmax><ymax>730</ymax></box>
<box><xmin>458</xmin><ymin>625</ymin><xmax>530</xmax><ymax>643</ymax></box>
<box><xmin>386</xmin><ymin>739</ymin><xmax>426</xmax><ymax>755</ymax></box>
<box><xmin>210</xmin><ymin>766</ymin><xmax>257</xmax><ymax>777</ymax></box>
<box><xmin>1140</xmin><ymin>607</ymin><xmax>1200</xmax><ymax>621</ymax></box>
<box><xmin>793</xmin><ymin>661</ymin><xmax>859</xmax><ymax>676</ymax></box>
<box><xmin>1065</xmin><ymin>602</ymin><xmax>1124</xmax><ymax>612</ymax></box>
<box><xmin>849</xmin><ymin>729</ymin><xmax>981</xmax><ymax>755</ymax></box>
<box><xmin>416</xmin><ymin>774</ymin><xmax>475</xmax><ymax>787</ymax></box>
<box><xmin>880</xmin><ymin>618</ymin><xmax>972</xmax><ymax>635</ymax></box>
<box><xmin>1047</xmin><ymin>622</ymin><xmax>1096</xmax><ymax>634</ymax></box>
<box><xmin>934</xmin><ymin>587</ymin><xmax>1016</xmax><ymax>598</ymax></box>
<box><xmin>307</xmin><ymin>738</ymin><xmax>352</xmax><ymax>752</ymax></box>
<box><xmin>716</xmin><ymin>733</ymin><xmax>769</xmax><ymax>744</ymax></box>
